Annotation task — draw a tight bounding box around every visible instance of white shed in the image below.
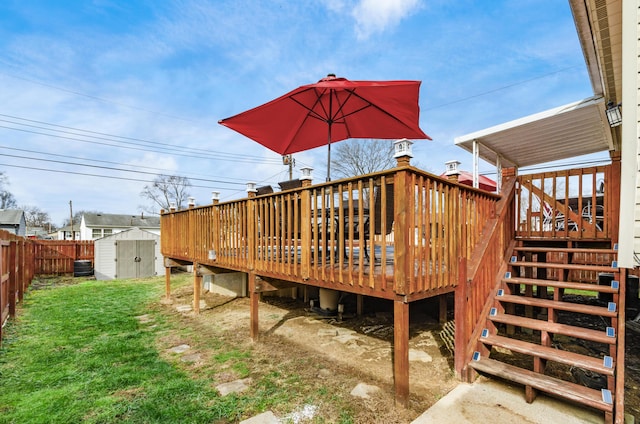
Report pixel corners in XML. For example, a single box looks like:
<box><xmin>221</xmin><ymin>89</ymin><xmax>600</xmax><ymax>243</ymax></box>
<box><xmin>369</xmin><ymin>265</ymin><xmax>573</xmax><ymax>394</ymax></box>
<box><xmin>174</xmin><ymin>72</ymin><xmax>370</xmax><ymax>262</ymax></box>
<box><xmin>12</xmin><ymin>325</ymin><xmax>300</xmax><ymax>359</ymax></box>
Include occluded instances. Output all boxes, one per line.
<box><xmin>94</xmin><ymin>227</ymin><xmax>163</xmax><ymax>280</ymax></box>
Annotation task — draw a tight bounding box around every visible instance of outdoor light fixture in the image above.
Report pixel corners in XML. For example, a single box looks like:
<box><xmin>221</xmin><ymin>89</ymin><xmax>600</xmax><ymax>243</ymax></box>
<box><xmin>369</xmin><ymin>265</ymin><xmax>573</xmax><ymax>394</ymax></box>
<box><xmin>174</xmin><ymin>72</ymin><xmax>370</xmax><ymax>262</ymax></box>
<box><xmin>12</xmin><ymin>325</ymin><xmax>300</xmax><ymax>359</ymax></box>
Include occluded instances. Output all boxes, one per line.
<box><xmin>445</xmin><ymin>160</ymin><xmax>461</xmax><ymax>176</ymax></box>
<box><xmin>300</xmin><ymin>166</ymin><xmax>313</xmax><ymax>180</ymax></box>
<box><xmin>393</xmin><ymin>138</ymin><xmax>414</xmax><ymax>158</ymax></box>
<box><xmin>605</xmin><ymin>101</ymin><xmax>622</xmax><ymax>127</ymax></box>
<box><xmin>211</xmin><ymin>191</ymin><xmax>220</xmax><ymax>202</ymax></box>
<box><xmin>169</xmin><ymin>201</ymin><xmax>177</xmax><ymax>211</ymax></box>
<box><xmin>188</xmin><ymin>196</ymin><xmax>196</xmax><ymax>207</ymax></box>
<box><xmin>246</xmin><ymin>182</ymin><xmax>257</xmax><ymax>193</ymax></box>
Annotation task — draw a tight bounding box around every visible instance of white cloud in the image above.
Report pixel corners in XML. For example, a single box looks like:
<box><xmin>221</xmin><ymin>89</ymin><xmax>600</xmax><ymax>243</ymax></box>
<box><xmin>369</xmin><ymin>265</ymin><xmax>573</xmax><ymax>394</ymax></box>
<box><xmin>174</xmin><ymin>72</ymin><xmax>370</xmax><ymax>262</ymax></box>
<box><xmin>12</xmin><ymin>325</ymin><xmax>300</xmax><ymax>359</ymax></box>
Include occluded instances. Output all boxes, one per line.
<box><xmin>351</xmin><ymin>0</ymin><xmax>422</xmax><ymax>40</ymax></box>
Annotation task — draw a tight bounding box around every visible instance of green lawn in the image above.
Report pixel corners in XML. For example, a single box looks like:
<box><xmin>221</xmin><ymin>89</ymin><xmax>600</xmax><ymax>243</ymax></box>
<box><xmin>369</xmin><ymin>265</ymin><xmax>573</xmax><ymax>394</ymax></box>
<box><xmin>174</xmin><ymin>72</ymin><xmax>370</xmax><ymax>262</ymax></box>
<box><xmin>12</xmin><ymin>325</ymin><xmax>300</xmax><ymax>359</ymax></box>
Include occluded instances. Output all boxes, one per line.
<box><xmin>0</xmin><ymin>276</ymin><xmax>357</xmax><ymax>424</ymax></box>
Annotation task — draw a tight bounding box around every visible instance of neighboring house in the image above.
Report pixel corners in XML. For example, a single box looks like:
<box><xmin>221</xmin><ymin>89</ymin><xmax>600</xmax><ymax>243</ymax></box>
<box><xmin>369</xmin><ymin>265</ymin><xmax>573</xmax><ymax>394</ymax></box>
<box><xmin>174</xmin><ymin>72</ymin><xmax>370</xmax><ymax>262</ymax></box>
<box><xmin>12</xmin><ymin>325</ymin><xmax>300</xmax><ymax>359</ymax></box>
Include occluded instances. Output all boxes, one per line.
<box><xmin>80</xmin><ymin>213</ymin><xmax>160</xmax><ymax>240</ymax></box>
<box><xmin>0</xmin><ymin>209</ymin><xmax>26</xmax><ymax>236</ymax></box>
<box><xmin>52</xmin><ymin>225</ymin><xmax>81</xmax><ymax>240</ymax></box>
<box><xmin>26</xmin><ymin>227</ymin><xmax>52</xmax><ymax>239</ymax></box>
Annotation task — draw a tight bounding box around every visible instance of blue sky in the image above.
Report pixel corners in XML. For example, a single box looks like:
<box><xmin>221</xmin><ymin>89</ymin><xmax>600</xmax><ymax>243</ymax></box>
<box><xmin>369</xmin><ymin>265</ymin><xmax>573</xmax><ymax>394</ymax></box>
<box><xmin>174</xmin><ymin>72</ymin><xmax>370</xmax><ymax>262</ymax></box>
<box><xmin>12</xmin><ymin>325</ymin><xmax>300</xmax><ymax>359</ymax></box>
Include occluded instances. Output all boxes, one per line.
<box><xmin>0</xmin><ymin>0</ymin><xmax>597</xmax><ymax>226</ymax></box>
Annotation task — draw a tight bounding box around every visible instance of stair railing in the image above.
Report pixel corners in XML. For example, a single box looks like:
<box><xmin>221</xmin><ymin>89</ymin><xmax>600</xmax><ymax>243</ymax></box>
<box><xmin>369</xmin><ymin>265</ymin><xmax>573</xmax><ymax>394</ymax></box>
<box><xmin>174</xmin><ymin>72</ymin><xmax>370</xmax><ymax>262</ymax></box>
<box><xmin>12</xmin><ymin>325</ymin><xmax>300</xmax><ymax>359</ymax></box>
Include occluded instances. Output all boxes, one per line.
<box><xmin>455</xmin><ymin>174</ymin><xmax>517</xmax><ymax>380</ymax></box>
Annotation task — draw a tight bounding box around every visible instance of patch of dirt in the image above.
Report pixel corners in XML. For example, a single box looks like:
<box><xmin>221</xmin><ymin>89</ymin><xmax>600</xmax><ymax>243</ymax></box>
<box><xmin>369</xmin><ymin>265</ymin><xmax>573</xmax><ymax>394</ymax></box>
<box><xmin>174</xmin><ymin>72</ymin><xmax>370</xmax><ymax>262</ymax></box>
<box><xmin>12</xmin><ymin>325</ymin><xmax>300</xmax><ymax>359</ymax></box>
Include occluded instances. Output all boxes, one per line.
<box><xmin>159</xmin><ymin>284</ymin><xmax>640</xmax><ymax>422</ymax></box>
<box><xmin>160</xmin><ymin>284</ymin><xmax>459</xmax><ymax>422</ymax></box>
<box><xmin>30</xmin><ymin>275</ymin><xmax>88</xmax><ymax>290</ymax></box>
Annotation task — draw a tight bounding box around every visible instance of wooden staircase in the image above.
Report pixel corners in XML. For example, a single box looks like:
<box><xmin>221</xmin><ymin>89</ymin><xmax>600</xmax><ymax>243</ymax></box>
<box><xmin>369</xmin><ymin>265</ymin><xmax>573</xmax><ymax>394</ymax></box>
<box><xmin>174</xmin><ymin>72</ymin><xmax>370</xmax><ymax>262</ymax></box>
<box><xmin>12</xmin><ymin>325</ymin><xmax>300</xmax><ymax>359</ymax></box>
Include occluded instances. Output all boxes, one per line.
<box><xmin>468</xmin><ymin>241</ymin><xmax>624</xmax><ymax>423</ymax></box>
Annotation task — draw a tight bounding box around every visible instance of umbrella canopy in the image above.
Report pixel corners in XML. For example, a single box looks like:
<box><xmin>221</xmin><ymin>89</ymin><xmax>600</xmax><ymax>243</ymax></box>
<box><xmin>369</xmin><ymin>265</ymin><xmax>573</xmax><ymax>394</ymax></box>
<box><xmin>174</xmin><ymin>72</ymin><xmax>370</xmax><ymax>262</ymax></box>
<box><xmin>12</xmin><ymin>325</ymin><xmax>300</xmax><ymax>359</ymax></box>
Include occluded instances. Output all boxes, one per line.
<box><xmin>440</xmin><ymin>170</ymin><xmax>497</xmax><ymax>192</ymax></box>
<box><xmin>219</xmin><ymin>74</ymin><xmax>430</xmax><ymax>181</ymax></box>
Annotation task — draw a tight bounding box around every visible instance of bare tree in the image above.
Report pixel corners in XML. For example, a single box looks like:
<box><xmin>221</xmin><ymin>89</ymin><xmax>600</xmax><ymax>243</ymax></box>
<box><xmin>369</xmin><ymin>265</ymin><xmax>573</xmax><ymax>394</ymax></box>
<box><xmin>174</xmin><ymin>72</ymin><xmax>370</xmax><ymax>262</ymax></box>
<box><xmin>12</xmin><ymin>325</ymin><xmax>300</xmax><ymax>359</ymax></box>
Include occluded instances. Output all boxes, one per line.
<box><xmin>21</xmin><ymin>205</ymin><xmax>53</xmax><ymax>229</ymax></box>
<box><xmin>0</xmin><ymin>172</ymin><xmax>17</xmax><ymax>209</ymax></box>
<box><xmin>140</xmin><ymin>174</ymin><xmax>192</xmax><ymax>213</ymax></box>
<box><xmin>330</xmin><ymin>139</ymin><xmax>396</xmax><ymax>179</ymax></box>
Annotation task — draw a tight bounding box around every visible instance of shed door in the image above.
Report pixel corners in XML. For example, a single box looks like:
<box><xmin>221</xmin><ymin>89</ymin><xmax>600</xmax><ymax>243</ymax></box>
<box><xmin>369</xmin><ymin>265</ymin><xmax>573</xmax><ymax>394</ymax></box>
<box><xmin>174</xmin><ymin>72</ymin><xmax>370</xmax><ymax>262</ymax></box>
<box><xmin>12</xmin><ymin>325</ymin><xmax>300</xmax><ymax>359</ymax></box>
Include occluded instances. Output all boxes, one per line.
<box><xmin>137</xmin><ymin>240</ymin><xmax>155</xmax><ymax>277</ymax></box>
<box><xmin>116</xmin><ymin>240</ymin><xmax>156</xmax><ymax>279</ymax></box>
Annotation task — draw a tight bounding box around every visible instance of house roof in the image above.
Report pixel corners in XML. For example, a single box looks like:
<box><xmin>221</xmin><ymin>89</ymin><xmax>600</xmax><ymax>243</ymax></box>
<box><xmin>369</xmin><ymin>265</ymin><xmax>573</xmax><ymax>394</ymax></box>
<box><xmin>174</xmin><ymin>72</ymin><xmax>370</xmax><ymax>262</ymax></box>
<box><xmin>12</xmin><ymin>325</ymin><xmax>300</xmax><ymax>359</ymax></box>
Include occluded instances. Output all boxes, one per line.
<box><xmin>83</xmin><ymin>213</ymin><xmax>160</xmax><ymax>229</ymax></box>
<box><xmin>95</xmin><ymin>226</ymin><xmax>159</xmax><ymax>241</ymax></box>
<box><xmin>454</xmin><ymin>0</ymin><xmax>621</xmax><ymax>169</ymax></box>
<box><xmin>454</xmin><ymin>96</ymin><xmax>613</xmax><ymax>168</ymax></box>
<box><xmin>0</xmin><ymin>209</ymin><xmax>24</xmax><ymax>226</ymax></box>
<box><xmin>570</xmin><ymin>0</ymin><xmax>622</xmax><ymax>103</ymax></box>
<box><xmin>56</xmin><ymin>225</ymin><xmax>80</xmax><ymax>233</ymax></box>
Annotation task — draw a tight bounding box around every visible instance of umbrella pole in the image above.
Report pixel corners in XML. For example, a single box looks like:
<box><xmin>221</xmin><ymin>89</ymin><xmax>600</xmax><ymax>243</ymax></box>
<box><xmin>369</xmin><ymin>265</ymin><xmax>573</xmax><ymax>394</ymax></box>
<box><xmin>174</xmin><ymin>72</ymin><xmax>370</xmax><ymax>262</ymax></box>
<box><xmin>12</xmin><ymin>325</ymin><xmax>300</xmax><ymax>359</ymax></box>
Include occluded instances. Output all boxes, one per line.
<box><xmin>326</xmin><ymin>123</ymin><xmax>332</xmax><ymax>182</ymax></box>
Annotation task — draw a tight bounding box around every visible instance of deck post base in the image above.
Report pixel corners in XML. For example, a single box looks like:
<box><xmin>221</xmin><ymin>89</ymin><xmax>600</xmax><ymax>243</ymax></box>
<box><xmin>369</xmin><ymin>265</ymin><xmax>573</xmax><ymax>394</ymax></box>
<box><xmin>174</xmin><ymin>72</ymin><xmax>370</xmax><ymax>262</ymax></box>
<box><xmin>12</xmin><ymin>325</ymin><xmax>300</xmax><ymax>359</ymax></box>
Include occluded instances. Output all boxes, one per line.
<box><xmin>525</xmin><ymin>385</ymin><xmax>537</xmax><ymax>403</ymax></box>
<box><xmin>193</xmin><ymin>263</ymin><xmax>201</xmax><ymax>314</ymax></box>
<box><xmin>249</xmin><ymin>272</ymin><xmax>259</xmax><ymax>341</ymax></box>
<box><xmin>165</xmin><ymin>267</ymin><xmax>171</xmax><ymax>300</ymax></box>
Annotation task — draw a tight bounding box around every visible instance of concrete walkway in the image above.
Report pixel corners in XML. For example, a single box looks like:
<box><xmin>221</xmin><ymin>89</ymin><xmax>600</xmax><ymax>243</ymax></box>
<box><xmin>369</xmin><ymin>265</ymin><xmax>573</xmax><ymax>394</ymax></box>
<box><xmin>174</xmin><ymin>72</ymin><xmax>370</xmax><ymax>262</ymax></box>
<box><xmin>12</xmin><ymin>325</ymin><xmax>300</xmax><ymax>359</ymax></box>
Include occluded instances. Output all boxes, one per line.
<box><xmin>411</xmin><ymin>377</ymin><xmax>604</xmax><ymax>424</ymax></box>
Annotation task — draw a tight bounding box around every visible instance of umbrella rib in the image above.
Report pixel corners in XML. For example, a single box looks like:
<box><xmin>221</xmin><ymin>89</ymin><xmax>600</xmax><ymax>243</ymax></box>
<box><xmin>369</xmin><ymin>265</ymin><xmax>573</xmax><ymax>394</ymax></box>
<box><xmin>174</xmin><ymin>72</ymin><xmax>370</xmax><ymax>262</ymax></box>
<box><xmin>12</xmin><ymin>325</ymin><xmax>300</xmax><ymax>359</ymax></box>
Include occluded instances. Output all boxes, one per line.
<box><xmin>346</xmin><ymin>89</ymin><xmax>418</xmax><ymax>132</ymax></box>
<box><xmin>289</xmin><ymin>87</ymin><xmax>331</xmax><ymax>123</ymax></box>
<box><xmin>288</xmin><ymin>86</ymin><xmax>420</xmax><ymax>142</ymax></box>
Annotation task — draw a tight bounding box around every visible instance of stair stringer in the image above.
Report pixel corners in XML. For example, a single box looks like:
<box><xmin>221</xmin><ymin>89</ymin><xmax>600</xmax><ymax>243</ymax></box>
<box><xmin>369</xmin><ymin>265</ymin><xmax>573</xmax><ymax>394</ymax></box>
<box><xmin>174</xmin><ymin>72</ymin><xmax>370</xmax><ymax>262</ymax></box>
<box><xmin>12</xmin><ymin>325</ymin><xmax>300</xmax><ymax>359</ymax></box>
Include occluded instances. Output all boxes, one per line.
<box><xmin>457</xmin><ymin>241</ymin><xmax>514</xmax><ymax>382</ymax></box>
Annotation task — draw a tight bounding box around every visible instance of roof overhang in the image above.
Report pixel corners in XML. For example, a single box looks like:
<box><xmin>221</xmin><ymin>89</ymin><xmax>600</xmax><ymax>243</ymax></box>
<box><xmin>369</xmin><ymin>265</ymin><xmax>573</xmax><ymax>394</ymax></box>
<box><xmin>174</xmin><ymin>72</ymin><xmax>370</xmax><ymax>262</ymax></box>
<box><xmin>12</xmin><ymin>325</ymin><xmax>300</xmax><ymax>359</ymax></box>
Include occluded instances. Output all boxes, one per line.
<box><xmin>454</xmin><ymin>96</ymin><xmax>613</xmax><ymax>168</ymax></box>
<box><xmin>569</xmin><ymin>0</ymin><xmax>622</xmax><ymax>103</ymax></box>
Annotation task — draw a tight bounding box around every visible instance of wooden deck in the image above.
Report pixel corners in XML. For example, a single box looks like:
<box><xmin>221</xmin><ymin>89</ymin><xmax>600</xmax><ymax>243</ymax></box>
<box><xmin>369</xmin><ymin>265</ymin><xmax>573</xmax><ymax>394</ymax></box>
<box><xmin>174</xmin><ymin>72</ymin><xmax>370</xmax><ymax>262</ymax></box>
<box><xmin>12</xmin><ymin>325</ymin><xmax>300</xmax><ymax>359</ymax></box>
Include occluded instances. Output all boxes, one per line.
<box><xmin>161</xmin><ymin>161</ymin><xmax>620</xmax><ymax>412</ymax></box>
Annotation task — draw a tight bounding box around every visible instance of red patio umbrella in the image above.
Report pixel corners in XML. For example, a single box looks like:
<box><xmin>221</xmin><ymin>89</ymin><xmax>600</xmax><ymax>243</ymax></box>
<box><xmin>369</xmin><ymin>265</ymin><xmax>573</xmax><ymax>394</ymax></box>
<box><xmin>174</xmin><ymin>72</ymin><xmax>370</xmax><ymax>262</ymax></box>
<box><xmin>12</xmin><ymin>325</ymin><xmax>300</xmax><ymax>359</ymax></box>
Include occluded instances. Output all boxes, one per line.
<box><xmin>440</xmin><ymin>170</ymin><xmax>497</xmax><ymax>192</ymax></box>
<box><xmin>219</xmin><ymin>74</ymin><xmax>431</xmax><ymax>181</ymax></box>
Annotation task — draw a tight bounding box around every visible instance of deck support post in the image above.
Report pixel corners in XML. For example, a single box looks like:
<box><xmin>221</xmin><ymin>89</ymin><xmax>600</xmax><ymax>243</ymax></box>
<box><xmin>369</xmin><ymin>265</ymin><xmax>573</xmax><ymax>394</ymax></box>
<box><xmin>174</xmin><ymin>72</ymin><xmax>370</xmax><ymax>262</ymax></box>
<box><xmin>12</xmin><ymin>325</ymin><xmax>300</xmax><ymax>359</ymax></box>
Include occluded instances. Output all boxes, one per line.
<box><xmin>193</xmin><ymin>263</ymin><xmax>201</xmax><ymax>314</ymax></box>
<box><xmin>438</xmin><ymin>295</ymin><xmax>447</xmax><ymax>324</ymax></box>
<box><xmin>249</xmin><ymin>272</ymin><xmax>259</xmax><ymax>341</ymax></box>
<box><xmin>165</xmin><ymin>266</ymin><xmax>171</xmax><ymax>300</ymax></box>
<box><xmin>615</xmin><ymin>268</ymin><xmax>626</xmax><ymax>424</ymax></box>
<box><xmin>357</xmin><ymin>294</ymin><xmax>364</xmax><ymax>316</ymax></box>
<box><xmin>393</xmin><ymin>298</ymin><xmax>409</xmax><ymax>406</ymax></box>
<box><xmin>454</xmin><ymin>257</ymin><xmax>473</xmax><ymax>381</ymax></box>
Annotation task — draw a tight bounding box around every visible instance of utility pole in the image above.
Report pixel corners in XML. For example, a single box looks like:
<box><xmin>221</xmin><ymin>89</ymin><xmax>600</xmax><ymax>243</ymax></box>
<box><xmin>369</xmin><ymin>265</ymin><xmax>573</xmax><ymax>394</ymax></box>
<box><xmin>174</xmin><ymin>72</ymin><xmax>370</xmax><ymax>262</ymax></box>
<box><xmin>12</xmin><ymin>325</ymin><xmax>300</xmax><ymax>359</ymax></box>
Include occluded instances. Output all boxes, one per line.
<box><xmin>283</xmin><ymin>155</ymin><xmax>295</xmax><ymax>180</ymax></box>
<box><xmin>69</xmin><ymin>200</ymin><xmax>74</xmax><ymax>240</ymax></box>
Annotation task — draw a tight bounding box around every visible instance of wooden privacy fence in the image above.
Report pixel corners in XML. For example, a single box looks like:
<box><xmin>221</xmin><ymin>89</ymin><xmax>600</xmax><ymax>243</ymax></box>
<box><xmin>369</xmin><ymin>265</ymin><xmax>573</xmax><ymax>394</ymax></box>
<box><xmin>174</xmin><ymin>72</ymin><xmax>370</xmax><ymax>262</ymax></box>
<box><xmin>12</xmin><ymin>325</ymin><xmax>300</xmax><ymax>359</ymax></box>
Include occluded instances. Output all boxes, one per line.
<box><xmin>161</xmin><ymin>166</ymin><xmax>501</xmax><ymax>300</ymax></box>
<box><xmin>0</xmin><ymin>229</ymin><xmax>35</xmax><ymax>346</ymax></box>
<box><xmin>32</xmin><ymin>240</ymin><xmax>94</xmax><ymax>275</ymax></box>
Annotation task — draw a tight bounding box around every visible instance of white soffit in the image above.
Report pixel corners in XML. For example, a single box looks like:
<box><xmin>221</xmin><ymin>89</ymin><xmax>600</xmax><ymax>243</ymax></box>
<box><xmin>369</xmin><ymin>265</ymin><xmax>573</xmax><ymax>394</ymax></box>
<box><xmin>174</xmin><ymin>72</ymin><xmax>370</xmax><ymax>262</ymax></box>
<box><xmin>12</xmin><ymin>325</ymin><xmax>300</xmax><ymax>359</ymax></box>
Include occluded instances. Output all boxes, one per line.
<box><xmin>454</xmin><ymin>96</ymin><xmax>612</xmax><ymax>168</ymax></box>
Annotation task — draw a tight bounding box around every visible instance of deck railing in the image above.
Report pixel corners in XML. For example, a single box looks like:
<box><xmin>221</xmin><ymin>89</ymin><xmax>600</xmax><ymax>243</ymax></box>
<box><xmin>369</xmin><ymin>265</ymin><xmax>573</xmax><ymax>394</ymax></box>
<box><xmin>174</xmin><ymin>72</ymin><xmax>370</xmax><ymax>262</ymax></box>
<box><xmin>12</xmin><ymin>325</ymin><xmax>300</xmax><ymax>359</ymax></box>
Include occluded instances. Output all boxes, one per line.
<box><xmin>161</xmin><ymin>166</ymin><xmax>501</xmax><ymax>300</ymax></box>
<box><xmin>516</xmin><ymin>164</ymin><xmax>612</xmax><ymax>239</ymax></box>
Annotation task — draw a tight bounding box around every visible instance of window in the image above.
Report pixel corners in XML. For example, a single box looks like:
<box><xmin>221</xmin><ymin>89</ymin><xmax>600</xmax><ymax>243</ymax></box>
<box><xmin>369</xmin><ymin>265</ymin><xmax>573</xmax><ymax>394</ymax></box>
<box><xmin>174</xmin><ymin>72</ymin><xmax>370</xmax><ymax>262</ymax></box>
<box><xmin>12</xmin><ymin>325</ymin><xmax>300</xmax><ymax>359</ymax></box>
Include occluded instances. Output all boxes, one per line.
<box><xmin>92</xmin><ymin>229</ymin><xmax>102</xmax><ymax>239</ymax></box>
<box><xmin>104</xmin><ymin>229</ymin><xmax>113</xmax><ymax>236</ymax></box>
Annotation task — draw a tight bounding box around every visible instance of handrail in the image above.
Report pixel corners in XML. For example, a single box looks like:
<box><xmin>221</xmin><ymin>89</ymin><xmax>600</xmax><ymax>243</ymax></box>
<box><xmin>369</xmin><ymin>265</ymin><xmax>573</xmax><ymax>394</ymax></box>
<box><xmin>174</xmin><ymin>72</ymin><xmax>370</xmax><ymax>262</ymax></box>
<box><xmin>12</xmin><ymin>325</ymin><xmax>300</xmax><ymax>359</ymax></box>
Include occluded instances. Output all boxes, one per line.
<box><xmin>516</xmin><ymin>165</ymin><xmax>611</xmax><ymax>239</ymax></box>
<box><xmin>454</xmin><ymin>174</ymin><xmax>517</xmax><ymax>379</ymax></box>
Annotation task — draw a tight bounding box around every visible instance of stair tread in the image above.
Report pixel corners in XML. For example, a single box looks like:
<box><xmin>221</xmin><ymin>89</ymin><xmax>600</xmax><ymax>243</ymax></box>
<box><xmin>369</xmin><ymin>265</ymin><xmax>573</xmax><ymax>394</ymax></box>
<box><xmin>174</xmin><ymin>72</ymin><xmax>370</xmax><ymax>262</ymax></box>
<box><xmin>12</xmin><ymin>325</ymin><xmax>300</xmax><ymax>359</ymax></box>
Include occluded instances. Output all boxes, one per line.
<box><xmin>497</xmin><ymin>294</ymin><xmax>616</xmax><ymax>317</ymax></box>
<box><xmin>513</xmin><ymin>246</ymin><xmax>617</xmax><ymax>254</ymax></box>
<box><xmin>510</xmin><ymin>261</ymin><xmax>617</xmax><ymax>272</ymax></box>
<box><xmin>488</xmin><ymin>313</ymin><xmax>615</xmax><ymax>344</ymax></box>
<box><xmin>503</xmin><ymin>277</ymin><xmax>618</xmax><ymax>293</ymax></box>
<box><xmin>469</xmin><ymin>357</ymin><xmax>613</xmax><ymax>412</ymax></box>
<box><xmin>480</xmin><ymin>333</ymin><xmax>614</xmax><ymax>376</ymax></box>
